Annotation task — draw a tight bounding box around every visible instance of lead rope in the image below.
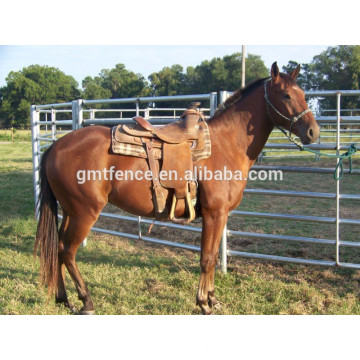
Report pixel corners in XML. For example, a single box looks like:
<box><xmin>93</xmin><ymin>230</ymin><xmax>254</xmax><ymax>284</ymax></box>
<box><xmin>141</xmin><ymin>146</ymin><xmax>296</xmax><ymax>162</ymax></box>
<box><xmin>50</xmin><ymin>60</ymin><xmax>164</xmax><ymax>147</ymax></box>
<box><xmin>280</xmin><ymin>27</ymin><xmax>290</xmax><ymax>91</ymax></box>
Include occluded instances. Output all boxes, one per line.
<box><xmin>264</xmin><ymin>80</ymin><xmax>357</xmax><ymax>180</ymax></box>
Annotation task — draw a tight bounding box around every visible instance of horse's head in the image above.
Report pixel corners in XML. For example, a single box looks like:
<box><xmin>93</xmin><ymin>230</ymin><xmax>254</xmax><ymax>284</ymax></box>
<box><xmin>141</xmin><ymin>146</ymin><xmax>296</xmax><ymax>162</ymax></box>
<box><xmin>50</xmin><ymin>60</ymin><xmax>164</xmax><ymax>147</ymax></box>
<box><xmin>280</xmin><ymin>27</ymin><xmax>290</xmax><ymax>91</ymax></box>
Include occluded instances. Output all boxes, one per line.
<box><xmin>265</xmin><ymin>62</ymin><xmax>320</xmax><ymax>145</ymax></box>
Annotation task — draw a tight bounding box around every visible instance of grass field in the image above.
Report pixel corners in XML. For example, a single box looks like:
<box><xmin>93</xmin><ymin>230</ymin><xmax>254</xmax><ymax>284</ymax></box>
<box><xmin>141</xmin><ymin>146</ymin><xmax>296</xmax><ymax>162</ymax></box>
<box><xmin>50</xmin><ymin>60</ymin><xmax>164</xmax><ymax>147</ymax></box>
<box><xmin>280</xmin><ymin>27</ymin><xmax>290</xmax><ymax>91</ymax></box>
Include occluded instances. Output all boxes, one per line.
<box><xmin>0</xmin><ymin>139</ymin><xmax>360</xmax><ymax>315</ymax></box>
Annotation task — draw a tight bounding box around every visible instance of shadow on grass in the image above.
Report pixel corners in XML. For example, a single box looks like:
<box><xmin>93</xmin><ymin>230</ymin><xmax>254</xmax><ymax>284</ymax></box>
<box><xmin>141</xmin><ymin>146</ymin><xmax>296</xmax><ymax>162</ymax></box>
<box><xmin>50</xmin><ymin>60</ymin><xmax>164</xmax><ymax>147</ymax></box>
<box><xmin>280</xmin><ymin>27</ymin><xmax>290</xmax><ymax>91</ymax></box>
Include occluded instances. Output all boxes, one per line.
<box><xmin>77</xmin><ymin>243</ymin><xmax>199</xmax><ymax>275</ymax></box>
<box><xmin>5</xmin><ymin>158</ymin><xmax>33</xmax><ymax>163</ymax></box>
<box><xmin>0</xmin><ymin>229</ymin><xmax>34</xmax><ymax>255</ymax></box>
<box><xmin>0</xmin><ymin>265</ymin><xmax>38</xmax><ymax>282</ymax></box>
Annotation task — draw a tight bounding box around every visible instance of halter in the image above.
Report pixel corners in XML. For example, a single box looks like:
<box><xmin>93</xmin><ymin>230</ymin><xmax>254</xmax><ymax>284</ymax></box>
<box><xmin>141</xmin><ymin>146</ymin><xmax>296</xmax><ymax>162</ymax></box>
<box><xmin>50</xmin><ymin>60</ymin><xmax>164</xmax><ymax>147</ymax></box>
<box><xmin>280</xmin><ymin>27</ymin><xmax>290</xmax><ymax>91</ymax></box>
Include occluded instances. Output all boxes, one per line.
<box><xmin>264</xmin><ymin>79</ymin><xmax>311</xmax><ymax>145</ymax></box>
<box><xmin>263</xmin><ymin>80</ymin><xmax>357</xmax><ymax>180</ymax></box>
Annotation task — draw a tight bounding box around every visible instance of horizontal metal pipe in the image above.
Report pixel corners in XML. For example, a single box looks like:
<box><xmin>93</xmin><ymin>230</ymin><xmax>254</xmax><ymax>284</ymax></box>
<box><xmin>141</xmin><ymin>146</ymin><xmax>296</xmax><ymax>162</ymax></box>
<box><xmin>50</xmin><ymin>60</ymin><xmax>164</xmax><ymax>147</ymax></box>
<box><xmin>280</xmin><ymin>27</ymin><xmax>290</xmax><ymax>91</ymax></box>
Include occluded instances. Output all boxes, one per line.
<box><xmin>227</xmin><ymin>249</ymin><xmax>336</xmax><ymax>267</ymax></box>
<box><xmin>54</xmin><ymin>120</ymin><xmax>73</xmax><ymax>125</ymax></box>
<box><xmin>340</xmin><ymin>240</ymin><xmax>360</xmax><ymax>248</ymax></box>
<box><xmin>231</xmin><ymin>210</ymin><xmax>335</xmax><ymax>223</ymax></box>
<box><xmin>38</xmin><ymin>109</ymin><xmax>72</xmax><ymax>113</ymax></box>
<box><xmin>306</xmin><ymin>90</ymin><xmax>360</xmax><ymax>96</ymax></box>
<box><xmin>341</xmin><ymin>218</ymin><xmax>360</xmax><ymax>225</ymax></box>
<box><xmin>39</xmin><ymin>143</ymin><xmax>52</xmax><ymax>150</ymax></box>
<box><xmin>83</xmin><ymin>94</ymin><xmax>212</xmax><ymax>106</ymax></box>
<box><xmin>91</xmin><ymin>226</ymin><xmax>200</xmax><ymax>252</ymax></box>
<box><xmin>338</xmin><ymin>262</ymin><xmax>360</xmax><ymax>270</ymax></box>
<box><xmin>35</xmin><ymin>102</ymin><xmax>73</xmax><ymax>110</ymax></box>
<box><xmin>37</xmin><ymin>136</ymin><xmax>54</xmax><ymax>142</ymax></box>
<box><xmin>83</xmin><ymin>118</ymin><xmax>134</xmax><ymax>125</ymax></box>
<box><xmin>99</xmin><ymin>211</ymin><xmax>202</xmax><ymax>232</ymax></box>
<box><xmin>259</xmin><ymin>155</ymin><xmax>317</xmax><ymax>158</ymax></box>
<box><xmin>230</xmin><ymin>210</ymin><xmax>360</xmax><ymax>225</ymax></box>
<box><xmin>83</xmin><ymin>118</ymin><xmax>186</xmax><ymax>126</ymax></box>
<box><xmin>263</xmin><ymin>143</ymin><xmax>351</xmax><ymax>150</ymax></box>
<box><xmin>229</xmin><ymin>230</ymin><xmax>360</xmax><ymax>248</ymax></box>
<box><xmin>37</xmin><ymin>132</ymin><xmax>53</xmax><ymax>138</ymax></box>
<box><xmin>244</xmin><ymin>188</ymin><xmax>360</xmax><ymax>201</ymax></box>
<box><xmin>229</xmin><ymin>250</ymin><xmax>360</xmax><ymax>269</ymax></box>
<box><xmin>38</xmin><ymin>120</ymin><xmax>73</xmax><ymax>126</ymax></box>
<box><xmin>228</xmin><ymin>229</ymin><xmax>335</xmax><ymax>245</ymax></box>
<box><xmin>316</xmin><ymin>117</ymin><xmax>360</xmax><ymax>123</ymax></box>
<box><xmin>100</xmin><ymin>211</ymin><xmax>360</xmax><ymax>242</ymax></box>
<box><xmin>251</xmin><ymin>165</ymin><xmax>360</xmax><ymax>175</ymax></box>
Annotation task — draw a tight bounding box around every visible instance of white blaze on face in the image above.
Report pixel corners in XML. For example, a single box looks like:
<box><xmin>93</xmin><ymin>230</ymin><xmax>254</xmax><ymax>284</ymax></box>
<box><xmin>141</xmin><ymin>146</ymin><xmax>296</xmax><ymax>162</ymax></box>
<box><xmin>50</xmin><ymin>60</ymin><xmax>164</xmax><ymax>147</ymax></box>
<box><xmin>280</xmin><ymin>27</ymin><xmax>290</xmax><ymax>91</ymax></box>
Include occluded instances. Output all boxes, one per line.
<box><xmin>292</xmin><ymin>86</ymin><xmax>300</xmax><ymax>91</ymax></box>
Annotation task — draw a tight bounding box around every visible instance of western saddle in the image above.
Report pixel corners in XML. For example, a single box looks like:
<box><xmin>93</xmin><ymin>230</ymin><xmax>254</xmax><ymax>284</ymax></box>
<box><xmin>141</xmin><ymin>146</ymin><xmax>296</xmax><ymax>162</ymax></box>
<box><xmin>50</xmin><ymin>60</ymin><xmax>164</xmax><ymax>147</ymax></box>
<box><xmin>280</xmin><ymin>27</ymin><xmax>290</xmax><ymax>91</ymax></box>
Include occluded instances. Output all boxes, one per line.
<box><xmin>111</xmin><ymin>102</ymin><xmax>211</xmax><ymax>224</ymax></box>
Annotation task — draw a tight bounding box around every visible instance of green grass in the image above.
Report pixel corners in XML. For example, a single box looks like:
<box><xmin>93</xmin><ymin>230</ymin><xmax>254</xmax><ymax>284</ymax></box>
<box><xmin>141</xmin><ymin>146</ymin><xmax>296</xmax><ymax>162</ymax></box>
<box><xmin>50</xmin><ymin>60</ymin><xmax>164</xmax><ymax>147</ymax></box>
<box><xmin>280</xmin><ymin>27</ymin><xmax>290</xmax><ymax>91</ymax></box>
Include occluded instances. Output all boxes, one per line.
<box><xmin>1</xmin><ymin>141</ymin><xmax>360</xmax><ymax>315</ymax></box>
<box><xmin>0</xmin><ymin>129</ymin><xmax>32</xmax><ymax>141</ymax></box>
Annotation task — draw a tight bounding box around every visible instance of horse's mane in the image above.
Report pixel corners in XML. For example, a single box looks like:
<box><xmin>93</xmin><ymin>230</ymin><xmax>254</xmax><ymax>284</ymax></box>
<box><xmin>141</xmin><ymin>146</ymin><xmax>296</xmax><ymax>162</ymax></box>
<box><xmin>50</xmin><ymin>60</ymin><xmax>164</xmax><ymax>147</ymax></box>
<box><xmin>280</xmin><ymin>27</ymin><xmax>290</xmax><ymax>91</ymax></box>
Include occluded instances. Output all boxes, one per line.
<box><xmin>210</xmin><ymin>77</ymin><xmax>270</xmax><ymax>121</ymax></box>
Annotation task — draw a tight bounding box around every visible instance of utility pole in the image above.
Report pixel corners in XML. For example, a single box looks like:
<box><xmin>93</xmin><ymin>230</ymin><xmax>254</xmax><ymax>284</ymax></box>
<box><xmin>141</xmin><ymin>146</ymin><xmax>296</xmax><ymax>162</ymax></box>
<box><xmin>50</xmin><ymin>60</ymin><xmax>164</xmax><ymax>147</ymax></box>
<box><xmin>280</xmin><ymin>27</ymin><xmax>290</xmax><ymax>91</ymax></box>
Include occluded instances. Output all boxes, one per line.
<box><xmin>241</xmin><ymin>45</ymin><xmax>246</xmax><ymax>88</ymax></box>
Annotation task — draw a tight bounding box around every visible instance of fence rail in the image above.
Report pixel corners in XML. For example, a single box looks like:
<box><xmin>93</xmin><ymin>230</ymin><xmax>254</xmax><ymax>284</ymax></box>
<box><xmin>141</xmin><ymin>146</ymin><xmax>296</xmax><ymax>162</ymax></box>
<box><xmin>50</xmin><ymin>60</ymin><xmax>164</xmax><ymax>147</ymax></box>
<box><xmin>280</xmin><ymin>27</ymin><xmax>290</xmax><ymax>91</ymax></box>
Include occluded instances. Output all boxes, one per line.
<box><xmin>31</xmin><ymin>89</ymin><xmax>360</xmax><ymax>273</ymax></box>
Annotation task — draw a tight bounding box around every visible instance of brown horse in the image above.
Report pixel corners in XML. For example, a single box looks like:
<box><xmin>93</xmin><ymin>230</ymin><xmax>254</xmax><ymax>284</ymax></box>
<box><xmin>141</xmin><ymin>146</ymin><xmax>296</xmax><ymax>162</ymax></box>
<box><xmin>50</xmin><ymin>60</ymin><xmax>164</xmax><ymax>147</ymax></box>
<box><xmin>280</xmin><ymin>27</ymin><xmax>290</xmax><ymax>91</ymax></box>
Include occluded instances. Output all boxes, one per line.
<box><xmin>35</xmin><ymin>62</ymin><xmax>320</xmax><ymax>314</ymax></box>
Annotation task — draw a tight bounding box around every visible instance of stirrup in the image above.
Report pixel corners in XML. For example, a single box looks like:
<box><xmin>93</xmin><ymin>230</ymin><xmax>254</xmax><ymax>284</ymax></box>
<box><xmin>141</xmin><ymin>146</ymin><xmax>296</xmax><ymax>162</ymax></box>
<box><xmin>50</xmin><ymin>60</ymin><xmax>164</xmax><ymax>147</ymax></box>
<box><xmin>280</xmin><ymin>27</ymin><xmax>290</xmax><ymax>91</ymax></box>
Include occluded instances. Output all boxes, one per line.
<box><xmin>169</xmin><ymin>192</ymin><xmax>196</xmax><ymax>225</ymax></box>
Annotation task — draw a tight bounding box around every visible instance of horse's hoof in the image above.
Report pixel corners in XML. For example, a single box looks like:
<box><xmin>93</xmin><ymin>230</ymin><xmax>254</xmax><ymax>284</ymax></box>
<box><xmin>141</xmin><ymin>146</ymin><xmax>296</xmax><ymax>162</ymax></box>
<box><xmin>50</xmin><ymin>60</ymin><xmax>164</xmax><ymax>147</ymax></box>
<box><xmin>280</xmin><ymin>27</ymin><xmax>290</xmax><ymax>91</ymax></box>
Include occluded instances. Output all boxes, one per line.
<box><xmin>79</xmin><ymin>309</ymin><xmax>96</xmax><ymax>315</ymax></box>
<box><xmin>56</xmin><ymin>299</ymin><xmax>77</xmax><ymax>314</ymax></box>
<box><xmin>202</xmin><ymin>308</ymin><xmax>213</xmax><ymax>315</ymax></box>
<box><xmin>208</xmin><ymin>296</ymin><xmax>221</xmax><ymax>310</ymax></box>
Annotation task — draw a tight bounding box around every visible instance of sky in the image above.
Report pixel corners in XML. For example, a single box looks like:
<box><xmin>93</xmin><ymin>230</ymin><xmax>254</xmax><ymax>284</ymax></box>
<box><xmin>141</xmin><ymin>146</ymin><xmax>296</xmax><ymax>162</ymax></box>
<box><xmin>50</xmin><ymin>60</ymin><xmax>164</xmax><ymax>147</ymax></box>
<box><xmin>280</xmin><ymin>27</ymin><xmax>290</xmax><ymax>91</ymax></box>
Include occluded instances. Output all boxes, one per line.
<box><xmin>0</xmin><ymin>45</ymin><xmax>330</xmax><ymax>88</ymax></box>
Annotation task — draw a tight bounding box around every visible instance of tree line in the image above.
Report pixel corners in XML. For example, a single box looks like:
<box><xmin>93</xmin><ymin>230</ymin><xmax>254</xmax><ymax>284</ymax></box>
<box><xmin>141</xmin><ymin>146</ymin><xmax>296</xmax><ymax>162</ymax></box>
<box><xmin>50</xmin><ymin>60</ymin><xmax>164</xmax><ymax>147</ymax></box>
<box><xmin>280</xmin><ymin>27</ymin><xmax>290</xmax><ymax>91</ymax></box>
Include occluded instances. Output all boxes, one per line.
<box><xmin>1</xmin><ymin>46</ymin><xmax>359</xmax><ymax>128</ymax></box>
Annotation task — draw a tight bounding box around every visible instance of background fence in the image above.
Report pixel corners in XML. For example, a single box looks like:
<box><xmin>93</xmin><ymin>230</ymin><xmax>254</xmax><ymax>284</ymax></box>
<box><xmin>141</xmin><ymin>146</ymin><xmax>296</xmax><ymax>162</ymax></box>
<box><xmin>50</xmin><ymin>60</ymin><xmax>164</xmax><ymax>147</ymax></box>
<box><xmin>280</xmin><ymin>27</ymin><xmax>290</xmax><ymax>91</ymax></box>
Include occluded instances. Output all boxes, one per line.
<box><xmin>30</xmin><ymin>90</ymin><xmax>360</xmax><ymax>272</ymax></box>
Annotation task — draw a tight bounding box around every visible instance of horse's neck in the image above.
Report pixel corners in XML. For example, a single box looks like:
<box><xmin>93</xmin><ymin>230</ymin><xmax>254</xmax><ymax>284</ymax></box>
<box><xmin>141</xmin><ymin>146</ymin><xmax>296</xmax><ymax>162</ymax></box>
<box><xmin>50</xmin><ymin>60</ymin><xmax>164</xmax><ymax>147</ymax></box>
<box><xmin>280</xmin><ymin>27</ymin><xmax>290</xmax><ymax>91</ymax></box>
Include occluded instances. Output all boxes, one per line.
<box><xmin>209</xmin><ymin>86</ymin><xmax>274</xmax><ymax>166</ymax></box>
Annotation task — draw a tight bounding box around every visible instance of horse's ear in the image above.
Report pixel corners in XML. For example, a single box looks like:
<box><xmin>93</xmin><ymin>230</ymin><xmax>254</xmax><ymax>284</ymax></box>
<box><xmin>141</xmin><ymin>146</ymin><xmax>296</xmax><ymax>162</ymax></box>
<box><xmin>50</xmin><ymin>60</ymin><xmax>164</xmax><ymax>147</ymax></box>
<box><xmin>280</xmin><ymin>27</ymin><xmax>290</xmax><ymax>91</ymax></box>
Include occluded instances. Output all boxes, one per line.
<box><xmin>290</xmin><ymin>64</ymin><xmax>301</xmax><ymax>80</ymax></box>
<box><xmin>271</xmin><ymin>62</ymin><xmax>280</xmax><ymax>83</ymax></box>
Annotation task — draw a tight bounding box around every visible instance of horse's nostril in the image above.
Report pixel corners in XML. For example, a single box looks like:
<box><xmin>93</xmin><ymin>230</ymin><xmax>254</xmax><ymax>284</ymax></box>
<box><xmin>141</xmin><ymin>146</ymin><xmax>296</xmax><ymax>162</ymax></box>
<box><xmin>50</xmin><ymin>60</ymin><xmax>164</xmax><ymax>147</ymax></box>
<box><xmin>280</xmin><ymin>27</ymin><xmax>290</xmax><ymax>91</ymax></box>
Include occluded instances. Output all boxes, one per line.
<box><xmin>308</xmin><ymin>128</ymin><xmax>314</xmax><ymax>138</ymax></box>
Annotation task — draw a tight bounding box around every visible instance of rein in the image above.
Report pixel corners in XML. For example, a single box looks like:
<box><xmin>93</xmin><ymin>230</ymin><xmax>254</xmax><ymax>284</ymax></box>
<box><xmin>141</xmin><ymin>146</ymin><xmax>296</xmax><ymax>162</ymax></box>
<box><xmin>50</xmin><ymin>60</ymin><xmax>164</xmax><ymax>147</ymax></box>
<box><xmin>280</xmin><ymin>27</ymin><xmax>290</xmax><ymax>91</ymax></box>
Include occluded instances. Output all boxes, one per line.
<box><xmin>264</xmin><ymin>79</ymin><xmax>357</xmax><ymax>180</ymax></box>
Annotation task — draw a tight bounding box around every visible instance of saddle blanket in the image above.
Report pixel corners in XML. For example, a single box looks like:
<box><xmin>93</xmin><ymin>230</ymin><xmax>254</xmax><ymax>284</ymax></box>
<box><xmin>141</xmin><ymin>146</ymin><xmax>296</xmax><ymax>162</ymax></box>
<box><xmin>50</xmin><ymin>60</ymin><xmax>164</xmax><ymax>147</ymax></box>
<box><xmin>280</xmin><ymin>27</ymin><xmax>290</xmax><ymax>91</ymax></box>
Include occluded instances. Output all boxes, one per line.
<box><xmin>111</xmin><ymin>121</ymin><xmax>212</xmax><ymax>162</ymax></box>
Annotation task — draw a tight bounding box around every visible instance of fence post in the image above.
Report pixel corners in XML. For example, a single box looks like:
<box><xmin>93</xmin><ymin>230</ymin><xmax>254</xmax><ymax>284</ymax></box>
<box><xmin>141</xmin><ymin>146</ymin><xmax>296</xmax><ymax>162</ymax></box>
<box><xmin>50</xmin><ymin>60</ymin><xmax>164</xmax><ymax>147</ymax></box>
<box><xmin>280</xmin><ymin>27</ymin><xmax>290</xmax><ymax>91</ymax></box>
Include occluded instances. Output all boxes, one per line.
<box><xmin>335</xmin><ymin>93</ymin><xmax>341</xmax><ymax>265</ymax></box>
<box><xmin>72</xmin><ymin>100</ymin><xmax>87</xmax><ymax>246</ymax></box>
<box><xmin>77</xmin><ymin>99</ymin><xmax>84</xmax><ymax>129</ymax></box>
<box><xmin>136</xmin><ymin>100</ymin><xmax>140</xmax><ymax>117</ymax></box>
<box><xmin>30</xmin><ymin>105</ymin><xmax>41</xmax><ymax>220</ymax></box>
<box><xmin>210</xmin><ymin>92</ymin><xmax>217</xmax><ymax>117</ymax></box>
<box><xmin>72</xmin><ymin>100</ymin><xmax>78</xmax><ymax>130</ymax></box>
<box><xmin>51</xmin><ymin>108</ymin><xmax>56</xmax><ymax>141</ymax></box>
<box><xmin>220</xmin><ymin>224</ymin><xmax>228</xmax><ymax>274</ymax></box>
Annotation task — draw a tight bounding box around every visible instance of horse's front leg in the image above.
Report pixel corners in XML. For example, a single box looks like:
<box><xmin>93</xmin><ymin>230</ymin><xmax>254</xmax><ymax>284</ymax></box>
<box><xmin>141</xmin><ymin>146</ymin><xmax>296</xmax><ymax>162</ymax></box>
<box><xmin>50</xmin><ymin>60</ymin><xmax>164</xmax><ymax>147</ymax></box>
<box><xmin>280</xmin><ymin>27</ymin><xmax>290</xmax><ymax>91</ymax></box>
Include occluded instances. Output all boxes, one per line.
<box><xmin>196</xmin><ymin>209</ymin><xmax>228</xmax><ymax>315</ymax></box>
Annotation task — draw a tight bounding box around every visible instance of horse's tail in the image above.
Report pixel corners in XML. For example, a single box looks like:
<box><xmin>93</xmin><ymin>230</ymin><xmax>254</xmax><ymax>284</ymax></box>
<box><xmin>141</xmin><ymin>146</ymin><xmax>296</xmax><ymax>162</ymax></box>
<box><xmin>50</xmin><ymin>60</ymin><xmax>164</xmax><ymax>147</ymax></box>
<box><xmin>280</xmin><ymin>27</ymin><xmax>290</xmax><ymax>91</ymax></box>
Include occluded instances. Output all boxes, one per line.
<box><xmin>34</xmin><ymin>145</ymin><xmax>58</xmax><ymax>295</ymax></box>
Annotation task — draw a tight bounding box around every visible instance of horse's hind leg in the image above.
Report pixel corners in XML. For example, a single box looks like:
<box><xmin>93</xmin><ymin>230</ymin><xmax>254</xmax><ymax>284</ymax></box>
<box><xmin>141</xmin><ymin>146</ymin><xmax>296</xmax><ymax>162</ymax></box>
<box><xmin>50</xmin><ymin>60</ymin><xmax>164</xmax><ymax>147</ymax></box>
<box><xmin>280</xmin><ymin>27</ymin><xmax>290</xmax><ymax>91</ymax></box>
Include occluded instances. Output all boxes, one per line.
<box><xmin>61</xmin><ymin>214</ymin><xmax>99</xmax><ymax>315</ymax></box>
<box><xmin>55</xmin><ymin>212</ymin><xmax>76</xmax><ymax>311</ymax></box>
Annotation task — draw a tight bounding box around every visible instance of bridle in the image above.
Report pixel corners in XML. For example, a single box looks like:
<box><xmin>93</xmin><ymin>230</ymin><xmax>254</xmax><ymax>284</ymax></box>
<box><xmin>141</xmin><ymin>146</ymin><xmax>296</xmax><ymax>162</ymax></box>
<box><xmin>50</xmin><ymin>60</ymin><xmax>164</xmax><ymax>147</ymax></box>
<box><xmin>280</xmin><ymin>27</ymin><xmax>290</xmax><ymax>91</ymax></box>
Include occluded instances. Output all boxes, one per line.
<box><xmin>264</xmin><ymin>79</ymin><xmax>311</xmax><ymax>144</ymax></box>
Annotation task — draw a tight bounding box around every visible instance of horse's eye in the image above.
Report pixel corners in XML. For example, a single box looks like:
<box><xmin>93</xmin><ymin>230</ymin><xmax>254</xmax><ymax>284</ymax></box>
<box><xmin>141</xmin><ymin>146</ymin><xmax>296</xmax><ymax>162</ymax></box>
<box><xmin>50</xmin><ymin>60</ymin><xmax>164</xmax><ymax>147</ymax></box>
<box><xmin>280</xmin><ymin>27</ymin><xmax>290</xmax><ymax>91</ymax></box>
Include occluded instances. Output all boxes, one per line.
<box><xmin>283</xmin><ymin>94</ymin><xmax>291</xmax><ymax>100</ymax></box>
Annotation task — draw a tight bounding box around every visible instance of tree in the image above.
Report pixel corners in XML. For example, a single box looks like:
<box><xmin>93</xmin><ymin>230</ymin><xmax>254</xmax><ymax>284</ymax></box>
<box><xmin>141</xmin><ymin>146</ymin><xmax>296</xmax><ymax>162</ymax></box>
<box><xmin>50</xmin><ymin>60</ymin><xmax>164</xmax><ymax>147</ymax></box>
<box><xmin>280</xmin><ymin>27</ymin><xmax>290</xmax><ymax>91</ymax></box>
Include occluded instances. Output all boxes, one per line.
<box><xmin>148</xmin><ymin>65</ymin><xmax>186</xmax><ymax>97</ymax></box>
<box><xmin>283</xmin><ymin>46</ymin><xmax>360</xmax><ymax>110</ymax></box>
<box><xmin>185</xmin><ymin>52</ymin><xmax>268</xmax><ymax>94</ymax></box>
<box><xmin>0</xmin><ymin>65</ymin><xmax>80</xmax><ymax>128</ymax></box>
<box><xmin>82</xmin><ymin>64</ymin><xmax>150</xmax><ymax>111</ymax></box>
<box><xmin>98</xmin><ymin>64</ymin><xmax>149</xmax><ymax>99</ymax></box>
<box><xmin>82</xmin><ymin>76</ymin><xmax>111</xmax><ymax>100</ymax></box>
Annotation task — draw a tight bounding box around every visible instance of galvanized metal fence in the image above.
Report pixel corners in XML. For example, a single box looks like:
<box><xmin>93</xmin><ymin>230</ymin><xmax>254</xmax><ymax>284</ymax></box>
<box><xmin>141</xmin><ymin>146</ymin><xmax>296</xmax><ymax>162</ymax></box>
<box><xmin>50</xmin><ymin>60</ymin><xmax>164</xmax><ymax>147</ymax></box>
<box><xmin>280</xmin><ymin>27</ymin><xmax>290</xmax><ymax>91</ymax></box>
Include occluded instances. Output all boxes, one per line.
<box><xmin>30</xmin><ymin>90</ymin><xmax>360</xmax><ymax>272</ymax></box>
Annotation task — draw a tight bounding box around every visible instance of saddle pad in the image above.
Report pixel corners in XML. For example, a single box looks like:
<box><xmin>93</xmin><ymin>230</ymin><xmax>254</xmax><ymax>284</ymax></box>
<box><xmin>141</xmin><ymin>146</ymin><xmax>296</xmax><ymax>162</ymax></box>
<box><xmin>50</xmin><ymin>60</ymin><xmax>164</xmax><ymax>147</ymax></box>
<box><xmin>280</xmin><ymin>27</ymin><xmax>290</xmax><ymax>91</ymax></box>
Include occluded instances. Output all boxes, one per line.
<box><xmin>111</xmin><ymin>122</ymin><xmax>211</xmax><ymax>161</ymax></box>
<box><xmin>192</xmin><ymin>121</ymin><xmax>211</xmax><ymax>161</ymax></box>
<box><xmin>111</xmin><ymin>126</ymin><xmax>162</xmax><ymax>159</ymax></box>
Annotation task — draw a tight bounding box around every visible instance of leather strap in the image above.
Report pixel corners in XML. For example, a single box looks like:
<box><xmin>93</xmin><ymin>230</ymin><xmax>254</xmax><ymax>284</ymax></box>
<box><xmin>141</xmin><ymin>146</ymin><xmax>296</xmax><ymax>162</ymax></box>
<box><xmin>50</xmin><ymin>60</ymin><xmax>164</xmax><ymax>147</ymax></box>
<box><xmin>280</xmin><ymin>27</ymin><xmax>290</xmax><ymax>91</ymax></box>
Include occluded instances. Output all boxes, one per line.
<box><xmin>144</xmin><ymin>139</ymin><xmax>167</xmax><ymax>215</ymax></box>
